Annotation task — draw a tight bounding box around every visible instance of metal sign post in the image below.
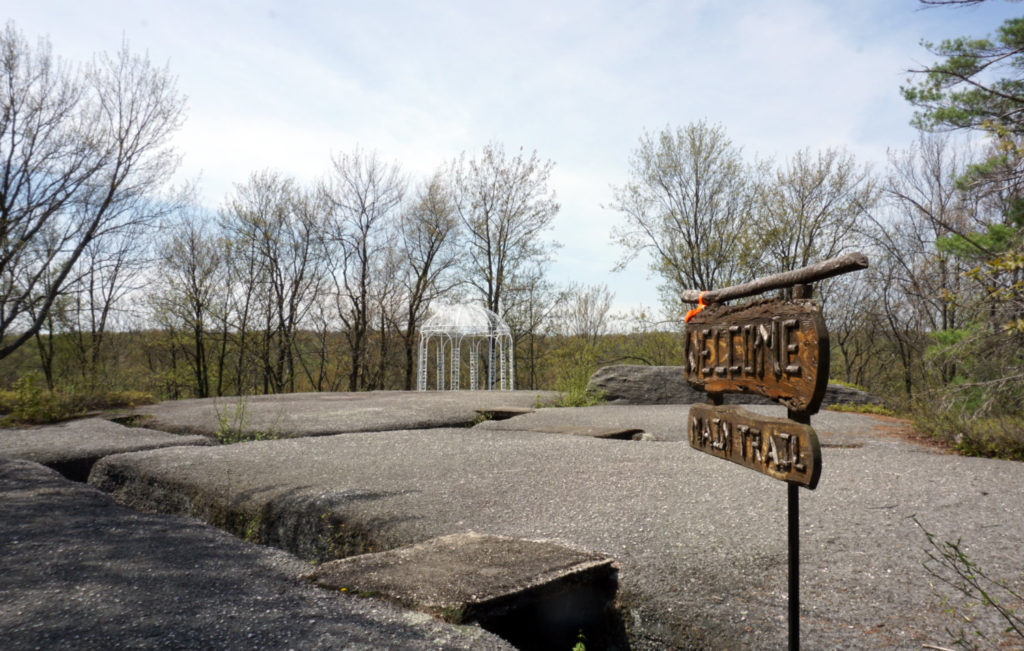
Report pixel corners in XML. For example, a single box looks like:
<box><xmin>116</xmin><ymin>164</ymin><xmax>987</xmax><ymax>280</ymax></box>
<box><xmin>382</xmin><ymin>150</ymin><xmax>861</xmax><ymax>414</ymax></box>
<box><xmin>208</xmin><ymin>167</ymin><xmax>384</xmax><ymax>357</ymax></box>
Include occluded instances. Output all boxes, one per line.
<box><xmin>787</xmin><ymin>406</ymin><xmax>811</xmax><ymax>651</ymax></box>
<box><xmin>680</xmin><ymin>255</ymin><xmax>868</xmax><ymax>651</ymax></box>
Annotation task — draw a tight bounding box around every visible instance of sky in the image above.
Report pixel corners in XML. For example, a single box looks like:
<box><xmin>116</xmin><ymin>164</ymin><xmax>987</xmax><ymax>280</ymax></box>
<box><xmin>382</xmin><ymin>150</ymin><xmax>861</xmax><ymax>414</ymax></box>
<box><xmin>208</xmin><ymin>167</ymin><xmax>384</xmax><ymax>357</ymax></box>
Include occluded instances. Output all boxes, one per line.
<box><xmin>5</xmin><ymin>0</ymin><xmax>1021</xmax><ymax>317</ymax></box>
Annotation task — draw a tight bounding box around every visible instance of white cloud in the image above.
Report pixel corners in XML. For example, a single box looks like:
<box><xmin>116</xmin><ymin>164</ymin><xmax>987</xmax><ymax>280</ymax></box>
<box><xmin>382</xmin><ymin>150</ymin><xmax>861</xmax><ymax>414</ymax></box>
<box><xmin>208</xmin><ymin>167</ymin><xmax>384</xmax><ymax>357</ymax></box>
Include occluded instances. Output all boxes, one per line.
<box><xmin>6</xmin><ymin>0</ymin><xmax>1022</xmax><ymax>317</ymax></box>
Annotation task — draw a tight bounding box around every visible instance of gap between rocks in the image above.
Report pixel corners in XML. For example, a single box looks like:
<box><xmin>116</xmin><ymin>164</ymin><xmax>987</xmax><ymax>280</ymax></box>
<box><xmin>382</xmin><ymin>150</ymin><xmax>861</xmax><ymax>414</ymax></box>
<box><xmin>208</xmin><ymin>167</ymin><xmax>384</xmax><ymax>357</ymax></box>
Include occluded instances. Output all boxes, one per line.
<box><xmin>66</xmin><ymin>414</ymin><xmax>634</xmax><ymax>650</ymax></box>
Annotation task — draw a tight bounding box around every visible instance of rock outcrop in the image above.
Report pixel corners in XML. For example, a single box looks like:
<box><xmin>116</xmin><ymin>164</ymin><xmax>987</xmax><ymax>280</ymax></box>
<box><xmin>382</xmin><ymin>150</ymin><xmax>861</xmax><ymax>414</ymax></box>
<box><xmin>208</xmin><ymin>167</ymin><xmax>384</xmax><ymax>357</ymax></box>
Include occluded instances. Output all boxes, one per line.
<box><xmin>587</xmin><ymin>365</ymin><xmax>882</xmax><ymax>407</ymax></box>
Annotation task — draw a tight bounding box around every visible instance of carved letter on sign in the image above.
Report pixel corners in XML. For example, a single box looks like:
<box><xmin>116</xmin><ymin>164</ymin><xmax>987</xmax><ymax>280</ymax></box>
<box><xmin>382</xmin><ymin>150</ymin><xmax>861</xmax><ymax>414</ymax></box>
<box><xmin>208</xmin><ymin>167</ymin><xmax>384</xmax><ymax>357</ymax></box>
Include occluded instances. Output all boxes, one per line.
<box><xmin>688</xmin><ymin>404</ymin><xmax>822</xmax><ymax>489</ymax></box>
<box><xmin>683</xmin><ymin>298</ymin><xmax>829</xmax><ymax>414</ymax></box>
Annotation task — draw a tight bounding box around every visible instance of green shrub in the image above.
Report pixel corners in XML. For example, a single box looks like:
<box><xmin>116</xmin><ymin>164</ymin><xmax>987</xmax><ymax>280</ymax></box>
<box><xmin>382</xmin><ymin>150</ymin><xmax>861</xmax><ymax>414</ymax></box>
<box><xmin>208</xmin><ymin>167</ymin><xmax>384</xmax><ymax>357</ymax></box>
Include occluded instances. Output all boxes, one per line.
<box><xmin>950</xmin><ymin>416</ymin><xmax>1024</xmax><ymax>460</ymax></box>
<box><xmin>1</xmin><ymin>374</ymin><xmax>68</xmax><ymax>423</ymax></box>
<box><xmin>914</xmin><ymin>409</ymin><xmax>1024</xmax><ymax>461</ymax></box>
<box><xmin>0</xmin><ymin>373</ymin><xmax>155</xmax><ymax>426</ymax></box>
<box><xmin>554</xmin><ymin>363</ymin><xmax>606</xmax><ymax>407</ymax></box>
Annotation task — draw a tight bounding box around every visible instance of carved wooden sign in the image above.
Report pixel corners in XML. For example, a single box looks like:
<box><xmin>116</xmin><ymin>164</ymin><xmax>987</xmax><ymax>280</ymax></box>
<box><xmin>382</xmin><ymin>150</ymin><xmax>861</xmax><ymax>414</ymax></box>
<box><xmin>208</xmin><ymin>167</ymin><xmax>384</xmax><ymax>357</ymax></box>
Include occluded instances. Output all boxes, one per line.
<box><xmin>683</xmin><ymin>298</ymin><xmax>830</xmax><ymax>414</ymax></box>
<box><xmin>689</xmin><ymin>404</ymin><xmax>822</xmax><ymax>489</ymax></box>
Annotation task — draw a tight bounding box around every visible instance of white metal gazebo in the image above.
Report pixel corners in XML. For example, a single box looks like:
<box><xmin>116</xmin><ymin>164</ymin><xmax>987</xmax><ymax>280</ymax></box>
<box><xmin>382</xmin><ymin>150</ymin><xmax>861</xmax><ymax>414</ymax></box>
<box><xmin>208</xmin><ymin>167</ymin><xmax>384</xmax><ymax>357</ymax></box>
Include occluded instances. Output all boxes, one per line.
<box><xmin>417</xmin><ymin>303</ymin><xmax>514</xmax><ymax>391</ymax></box>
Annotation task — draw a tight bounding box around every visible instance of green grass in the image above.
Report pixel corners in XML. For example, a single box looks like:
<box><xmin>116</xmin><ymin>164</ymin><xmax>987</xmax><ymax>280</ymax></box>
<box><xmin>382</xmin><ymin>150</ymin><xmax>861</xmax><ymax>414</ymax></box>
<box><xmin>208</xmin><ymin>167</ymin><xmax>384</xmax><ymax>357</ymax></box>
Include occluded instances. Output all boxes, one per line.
<box><xmin>826</xmin><ymin>402</ymin><xmax>895</xmax><ymax>416</ymax></box>
<box><xmin>827</xmin><ymin>378</ymin><xmax>869</xmax><ymax>392</ymax></box>
<box><xmin>555</xmin><ymin>387</ymin><xmax>606</xmax><ymax>408</ymax></box>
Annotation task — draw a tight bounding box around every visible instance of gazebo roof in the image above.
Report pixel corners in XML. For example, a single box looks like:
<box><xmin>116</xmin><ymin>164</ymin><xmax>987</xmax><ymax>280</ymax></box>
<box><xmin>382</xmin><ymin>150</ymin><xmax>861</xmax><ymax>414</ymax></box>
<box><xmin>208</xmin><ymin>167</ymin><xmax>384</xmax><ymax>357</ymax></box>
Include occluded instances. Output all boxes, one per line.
<box><xmin>420</xmin><ymin>303</ymin><xmax>510</xmax><ymax>337</ymax></box>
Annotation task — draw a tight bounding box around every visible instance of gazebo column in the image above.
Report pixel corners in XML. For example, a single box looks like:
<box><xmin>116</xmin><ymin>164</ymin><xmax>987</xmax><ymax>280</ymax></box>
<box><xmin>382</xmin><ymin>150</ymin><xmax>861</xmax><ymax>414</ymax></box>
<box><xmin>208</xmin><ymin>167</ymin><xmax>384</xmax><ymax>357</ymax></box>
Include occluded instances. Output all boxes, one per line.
<box><xmin>436</xmin><ymin>338</ymin><xmax>446</xmax><ymax>390</ymax></box>
<box><xmin>497</xmin><ymin>340</ymin><xmax>507</xmax><ymax>391</ymax></box>
<box><xmin>507</xmin><ymin>337</ymin><xmax>515</xmax><ymax>390</ymax></box>
<box><xmin>469</xmin><ymin>341</ymin><xmax>479</xmax><ymax>391</ymax></box>
<box><xmin>450</xmin><ymin>336</ymin><xmax>461</xmax><ymax>390</ymax></box>
<box><xmin>487</xmin><ymin>339</ymin><xmax>495</xmax><ymax>390</ymax></box>
<box><xmin>417</xmin><ymin>336</ymin><xmax>428</xmax><ymax>391</ymax></box>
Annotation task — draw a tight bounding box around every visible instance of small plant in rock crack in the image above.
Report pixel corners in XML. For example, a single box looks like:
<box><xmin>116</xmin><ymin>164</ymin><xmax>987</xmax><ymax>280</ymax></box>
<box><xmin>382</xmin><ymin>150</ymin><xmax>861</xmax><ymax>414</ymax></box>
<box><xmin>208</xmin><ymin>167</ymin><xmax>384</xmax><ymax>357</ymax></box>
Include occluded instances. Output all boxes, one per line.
<box><xmin>571</xmin><ymin>629</ymin><xmax>586</xmax><ymax>651</ymax></box>
<box><xmin>213</xmin><ymin>396</ymin><xmax>280</xmax><ymax>443</ymax></box>
<box><xmin>438</xmin><ymin>605</ymin><xmax>466</xmax><ymax>624</ymax></box>
<box><xmin>914</xmin><ymin>517</ymin><xmax>1024</xmax><ymax>649</ymax></box>
<box><xmin>214</xmin><ymin>396</ymin><xmax>249</xmax><ymax>443</ymax></box>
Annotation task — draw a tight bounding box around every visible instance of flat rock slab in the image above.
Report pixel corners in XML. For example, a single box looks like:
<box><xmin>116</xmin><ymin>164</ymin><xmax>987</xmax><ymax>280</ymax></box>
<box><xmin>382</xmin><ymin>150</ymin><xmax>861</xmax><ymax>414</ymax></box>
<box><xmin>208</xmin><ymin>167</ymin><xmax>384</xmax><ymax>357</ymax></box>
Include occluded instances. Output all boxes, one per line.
<box><xmin>475</xmin><ymin>403</ymin><xmax>893</xmax><ymax>448</ymax></box>
<box><xmin>309</xmin><ymin>533</ymin><xmax>620</xmax><ymax>648</ymax></box>
<box><xmin>0</xmin><ymin>458</ymin><xmax>512</xmax><ymax>650</ymax></box>
<box><xmin>0</xmin><ymin>417</ymin><xmax>210</xmax><ymax>481</ymax></box>
<box><xmin>86</xmin><ymin>418</ymin><xmax>1024</xmax><ymax>649</ymax></box>
<box><xmin>130</xmin><ymin>390</ymin><xmax>558</xmax><ymax>438</ymax></box>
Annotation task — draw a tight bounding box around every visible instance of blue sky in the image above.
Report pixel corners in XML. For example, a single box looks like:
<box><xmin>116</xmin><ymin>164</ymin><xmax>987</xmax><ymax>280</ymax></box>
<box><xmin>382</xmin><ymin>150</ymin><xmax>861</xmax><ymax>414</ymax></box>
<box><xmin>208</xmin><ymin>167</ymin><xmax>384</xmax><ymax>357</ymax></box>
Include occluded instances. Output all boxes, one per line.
<box><xmin>6</xmin><ymin>1</ymin><xmax>1020</xmax><ymax>316</ymax></box>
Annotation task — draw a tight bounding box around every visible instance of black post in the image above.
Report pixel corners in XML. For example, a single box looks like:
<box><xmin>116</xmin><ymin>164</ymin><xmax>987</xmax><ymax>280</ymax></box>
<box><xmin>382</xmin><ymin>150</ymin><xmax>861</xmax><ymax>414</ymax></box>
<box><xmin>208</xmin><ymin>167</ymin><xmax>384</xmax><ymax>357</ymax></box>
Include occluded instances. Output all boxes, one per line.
<box><xmin>787</xmin><ymin>406</ymin><xmax>811</xmax><ymax>651</ymax></box>
<box><xmin>786</xmin><ymin>282</ymin><xmax>813</xmax><ymax>650</ymax></box>
<box><xmin>788</xmin><ymin>481</ymin><xmax>800</xmax><ymax>651</ymax></box>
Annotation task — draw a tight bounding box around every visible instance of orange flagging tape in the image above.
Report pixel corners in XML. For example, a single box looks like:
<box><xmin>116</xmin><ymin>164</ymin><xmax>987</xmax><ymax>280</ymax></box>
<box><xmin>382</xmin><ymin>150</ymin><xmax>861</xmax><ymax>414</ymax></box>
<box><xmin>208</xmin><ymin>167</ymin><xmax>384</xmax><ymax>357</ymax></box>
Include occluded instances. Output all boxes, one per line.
<box><xmin>684</xmin><ymin>291</ymin><xmax>707</xmax><ymax>323</ymax></box>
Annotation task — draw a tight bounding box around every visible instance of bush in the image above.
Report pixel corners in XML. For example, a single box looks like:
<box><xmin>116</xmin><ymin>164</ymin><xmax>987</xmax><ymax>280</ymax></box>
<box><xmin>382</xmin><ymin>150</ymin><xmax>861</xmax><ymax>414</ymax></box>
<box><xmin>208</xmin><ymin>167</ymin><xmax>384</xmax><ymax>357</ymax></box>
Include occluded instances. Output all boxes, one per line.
<box><xmin>552</xmin><ymin>355</ymin><xmax>606</xmax><ymax>407</ymax></box>
<box><xmin>914</xmin><ymin>409</ymin><xmax>1024</xmax><ymax>461</ymax></box>
<box><xmin>0</xmin><ymin>373</ymin><xmax>155</xmax><ymax>425</ymax></box>
<box><xmin>0</xmin><ymin>374</ymin><xmax>68</xmax><ymax>423</ymax></box>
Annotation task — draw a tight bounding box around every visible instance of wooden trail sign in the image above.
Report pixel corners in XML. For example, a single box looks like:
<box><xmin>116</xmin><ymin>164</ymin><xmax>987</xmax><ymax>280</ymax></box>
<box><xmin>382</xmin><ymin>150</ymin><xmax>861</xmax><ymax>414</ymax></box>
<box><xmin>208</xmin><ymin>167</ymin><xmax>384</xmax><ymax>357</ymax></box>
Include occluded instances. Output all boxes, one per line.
<box><xmin>689</xmin><ymin>404</ymin><xmax>822</xmax><ymax>489</ymax></box>
<box><xmin>683</xmin><ymin>298</ymin><xmax>829</xmax><ymax>414</ymax></box>
<box><xmin>678</xmin><ymin>253</ymin><xmax>869</xmax><ymax>650</ymax></box>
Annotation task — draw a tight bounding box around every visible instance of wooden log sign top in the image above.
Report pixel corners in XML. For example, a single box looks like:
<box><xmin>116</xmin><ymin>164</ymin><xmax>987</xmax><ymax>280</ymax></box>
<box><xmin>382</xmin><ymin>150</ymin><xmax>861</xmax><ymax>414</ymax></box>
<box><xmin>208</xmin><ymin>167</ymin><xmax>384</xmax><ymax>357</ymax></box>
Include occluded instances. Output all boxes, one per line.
<box><xmin>689</xmin><ymin>404</ymin><xmax>822</xmax><ymax>489</ymax></box>
<box><xmin>683</xmin><ymin>298</ymin><xmax>829</xmax><ymax>414</ymax></box>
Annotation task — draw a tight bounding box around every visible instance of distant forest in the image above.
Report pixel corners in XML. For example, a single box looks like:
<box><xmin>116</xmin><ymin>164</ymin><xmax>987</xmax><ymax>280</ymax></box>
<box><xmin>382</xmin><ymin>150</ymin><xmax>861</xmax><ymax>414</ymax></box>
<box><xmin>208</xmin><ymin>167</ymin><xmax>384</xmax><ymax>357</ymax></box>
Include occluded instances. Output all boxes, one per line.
<box><xmin>1</xmin><ymin>5</ymin><xmax>1021</xmax><ymax>457</ymax></box>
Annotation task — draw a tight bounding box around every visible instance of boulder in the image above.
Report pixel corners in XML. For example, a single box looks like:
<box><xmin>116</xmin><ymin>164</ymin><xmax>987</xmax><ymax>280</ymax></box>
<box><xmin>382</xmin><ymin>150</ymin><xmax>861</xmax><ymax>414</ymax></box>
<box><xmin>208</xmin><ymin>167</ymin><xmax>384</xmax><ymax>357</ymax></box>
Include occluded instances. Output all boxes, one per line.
<box><xmin>587</xmin><ymin>365</ymin><xmax>882</xmax><ymax>407</ymax></box>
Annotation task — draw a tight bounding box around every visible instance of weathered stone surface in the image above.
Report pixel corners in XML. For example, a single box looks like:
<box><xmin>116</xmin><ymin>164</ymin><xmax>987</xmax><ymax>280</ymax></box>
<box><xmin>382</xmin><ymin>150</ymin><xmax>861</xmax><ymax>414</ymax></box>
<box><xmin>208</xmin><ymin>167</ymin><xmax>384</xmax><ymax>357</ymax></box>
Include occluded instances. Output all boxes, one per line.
<box><xmin>0</xmin><ymin>417</ymin><xmax>210</xmax><ymax>481</ymax></box>
<box><xmin>84</xmin><ymin>403</ymin><xmax>1024</xmax><ymax>649</ymax></box>
<box><xmin>587</xmin><ymin>364</ymin><xmax>882</xmax><ymax>407</ymax></box>
<box><xmin>475</xmin><ymin>403</ymin><xmax>884</xmax><ymax>445</ymax></box>
<box><xmin>0</xmin><ymin>458</ymin><xmax>512</xmax><ymax>650</ymax></box>
<box><xmin>129</xmin><ymin>390</ymin><xmax>558</xmax><ymax>439</ymax></box>
<box><xmin>309</xmin><ymin>533</ymin><xmax>622</xmax><ymax>649</ymax></box>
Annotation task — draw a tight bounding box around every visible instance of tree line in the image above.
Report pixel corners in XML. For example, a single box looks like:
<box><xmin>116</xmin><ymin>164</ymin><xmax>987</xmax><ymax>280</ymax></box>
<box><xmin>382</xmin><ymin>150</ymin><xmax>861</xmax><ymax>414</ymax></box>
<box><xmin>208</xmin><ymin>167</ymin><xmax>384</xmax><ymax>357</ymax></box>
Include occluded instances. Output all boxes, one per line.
<box><xmin>1</xmin><ymin>4</ymin><xmax>1021</xmax><ymax>455</ymax></box>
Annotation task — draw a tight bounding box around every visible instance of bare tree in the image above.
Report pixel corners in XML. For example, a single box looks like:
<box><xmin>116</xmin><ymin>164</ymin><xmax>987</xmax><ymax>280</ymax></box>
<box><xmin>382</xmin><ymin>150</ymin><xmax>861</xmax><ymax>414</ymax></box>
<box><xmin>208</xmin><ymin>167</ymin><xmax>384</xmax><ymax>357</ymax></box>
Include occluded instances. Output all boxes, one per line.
<box><xmin>449</xmin><ymin>142</ymin><xmax>559</xmax><ymax>388</ymax></box>
<box><xmin>610</xmin><ymin>121</ymin><xmax>754</xmax><ymax>312</ymax></box>
<box><xmin>882</xmin><ymin>133</ymin><xmax>976</xmax><ymax>334</ymax></box>
<box><xmin>0</xmin><ymin>24</ymin><xmax>184</xmax><ymax>360</ymax></box>
<box><xmin>322</xmin><ymin>149</ymin><xmax>406</xmax><ymax>391</ymax></box>
<box><xmin>395</xmin><ymin>171</ymin><xmax>460</xmax><ymax>389</ymax></box>
<box><xmin>860</xmin><ymin>134</ymin><xmax>983</xmax><ymax>397</ymax></box>
<box><xmin>557</xmin><ymin>282</ymin><xmax>614</xmax><ymax>343</ymax></box>
<box><xmin>752</xmin><ymin>147</ymin><xmax>877</xmax><ymax>280</ymax></box>
<box><xmin>502</xmin><ymin>266</ymin><xmax>561</xmax><ymax>390</ymax></box>
<box><xmin>295</xmin><ymin>292</ymin><xmax>344</xmax><ymax>392</ymax></box>
<box><xmin>450</xmin><ymin>142</ymin><xmax>560</xmax><ymax>316</ymax></box>
<box><xmin>545</xmin><ymin>281</ymin><xmax>615</xmax><ymax>401</ymax></box>
<box><xmin>221</xmin><ymin>171</ymin><xmax>325</xmax><ymax>394</ymax></box>
<box><xmin>823</xmin><ymin>271</ymin><xmax>883</xmax><ymax>387</ymax></box>
<box><xmin>65</xmin><ymin>198</ymin><xmax>161</xmax><ymax>381</ymax></box>
<box><xmin>151</xmin><ymin>204</ymin><xmax>223</xmax><ymax>398</ymax></box>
